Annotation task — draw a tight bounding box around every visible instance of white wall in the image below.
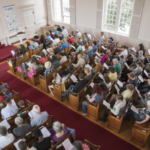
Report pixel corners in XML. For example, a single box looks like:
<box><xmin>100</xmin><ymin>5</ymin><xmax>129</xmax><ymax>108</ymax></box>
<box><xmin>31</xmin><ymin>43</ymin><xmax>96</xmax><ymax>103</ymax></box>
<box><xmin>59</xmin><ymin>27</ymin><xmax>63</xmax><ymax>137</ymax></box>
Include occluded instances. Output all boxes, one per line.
<box><xmin>0</xmin><ymin>0</ymin><xmax>47</xmax><ymax>45</ymax></box>
<box><xmin>54</xmin><ymin>0</ymin><xmax>150</xmax><ymax>50</ymax></box>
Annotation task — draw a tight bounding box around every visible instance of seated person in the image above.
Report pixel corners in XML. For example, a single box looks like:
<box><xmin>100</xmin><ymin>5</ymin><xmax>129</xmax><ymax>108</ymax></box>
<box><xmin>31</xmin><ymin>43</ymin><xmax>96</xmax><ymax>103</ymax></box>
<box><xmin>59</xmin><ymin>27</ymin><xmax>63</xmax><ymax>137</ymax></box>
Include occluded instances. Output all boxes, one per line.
<box><xmin>51</xmin><ymin>56</ymin><xmax>59</xmax><ymax>72</ymax></box>
<box><xmin>61</xmin><ymin>70</ymin><xmax>69</xmax><ymax>82</ymax></box>
<box><xmin>49</xmin><ymin>30</ymin><xmax>54</xmax><ymax>39</ymax></box>
<box><xmin>22</xmin><ymin>56</ymin><xmax>40</xmax><ymax>77</ymax></box>
<box><xmin>100</xmin><ymin>82</ymin><xmax>108</xmax><ymax>95</ymax></box>
<box><xmin>48</xmin><ymin>73</ymin><xmax>61</xmax><ymax>96</ymax></box>
<box><xmin>53</xmin><ymin>45</ymin><xmax>62</xmax><ymax>55</ymax></box>
<box><xmin>129</xmin><ymin>54</ymin><xmax>140</xmax><ymax>69</ymax></box>
<box><xmin>100</xmin><ymin>50</ymin><xmax>109</xmax><ymax>64</ymax></box>
<box><xmin>73</xmin><ymin>141</ymin><xmax>90</xmax><ymax>150</ymax></box>
<box><xmin>18</xmin><ymin>141</ymin><xmax>37</xmax><ymax>150</ymax></box>
<box><xmin>126</xmin><ymin>101</ymin><xmax>150</xmax><ymax>124</ymax></box>
<box><xmin>32</xmin><ymin>128</ymin><xmax>51</xmax><ymax>150</ymax></box>
<box><xmin>108</xmin><ymin>67</ymin><xmax>117</xmax><ymax>83</ymax></box>
<box><xmin>113</xmin><ymin>58</ymin><xmax>121</xmax><ymax>74</ymax></box>
<box><xmin>72</xmin><ymin>54</ymin><xmax>85</xmax><ymax>69</ymax></box>
<box><xmin>81</xmin><ymin>34</ymin><xmax>87</xmax><ymax>45</ymax></box>
<box><xmin>37</xmin><ymin>52</ymin><xmax>48</xmax><ymax>64</ymax></box>
<box><xmin>46</xmin><ymin>32</ymin><xmax>53</xmax><ymax>42</ymax></box>
<box><xmin>57</xmin><ymin>25</ymin><xmax>62</xmax><ymax>32</ymax></box>
<box><xmin>87</xmin><ymin>46</ymin><xmax>94</xmax><ymax>58</ymax></box>
<box><xmin>63</xmin><ymin>73</ymin><xmax>87</xmax><ymax>99</ymax></box>
<box><xmin>138</xmin><ymin>50</ymin><xmax>145</xmax><ymax>62</ymax></box>
<box><xmin>109</xmin><ymin>84</ymin><xmax>134</xmax><ymax>103</ymax></box>
<box><xmin>20</xmin><ymin>44</ymin><xmax>28</xmax><ymax>55</ymax></box>
<box><xmin>0</xmin><ymin>126</ymin><xmax>15</xmax><ymax>149</ymax></box>
<box><xmin>84</xmin><ymin>67</ymin><xmax>93</xmax><ymax>82</ymax></box>
<box><xmin>82</xmin><ymin>84</ymin><xmax>104</xmax><ymax>115</ymax></box>
<box><xmin>82</xmin><ymin>51</ymin><xmax>89</xmax><ymax>62</ymax></box>
<box><xmin>140</xmin><ymin>79</ymin><xmax>150</xmax><ymax>95</ymax></box>
<box><xmin>26</xmin><ymin>41</ymin><xmax>33</xmax><ymax>50</ymax></box>
<box><xmin>84</xmin><ymin>32</ymin><xmax>91</xmax><ymax>41</ymax></box>
<box><xmin>49</xmin><ymin>121</ymin><xmax>67</xmax><ymax>144</ymax></box>
<box><xmin>108</xmin><ymin>39</ymin><xmax>115</xmax><ymax>51</ymax></box>
<box><xmin>100</xmin><ymin>94</ymin><xmax>126</xmax><ymax>122</ymax></box>
<box><xmin>119</xmin><ymin>55</ymin><xmax>125</xmax><ymax>67</ymax></box>
<box><xmin>109</xmin><ymin>37</ymin><xmax>116</xmax><ymax>46</ymax></box>
<box><xmin>1</xmin><ymin>98</ymin><xmax>19</xmax><ymax>119</ymax></box>
<box><xmin>68</xmin><ymin>34</ymin><xmax>75</xmax><ymax>44</ymax></box>
<box><xmin>26</xmin><ymin>105</ymin><xmax>49</xmax><ymax>127</ymax></box>
<box><xmin>13</xmin><ymin>117</ymin><xmax>30</xmax><ymax>138</ymax></box>
<box><xmin>2</xmin><ymin>88</ymin><xmax>12</xmax><ymax>98</ymax></box>
<box><xmin>59</xmin><ymin>52</ymin><xmax>67</xmax><ymax>65</ymax></box>
<box><xmin>92</xmin><ymin>41</ymin><xmax>98</xmax><ymax>53</ymax></box>
<box><xmin>40</xmin><ymin>35</ymin><xmax>47</xmax><ymax>49</ymax></box>
<box><xmin>53</xmin><ymin>34</ymin><xmax>60</xmax><ymax>45</ymax></box>
<box><xmin>18</xmin><ymin>100</ymin><xmax>28</xmax><ymax>111</ymax></box>
<box><xmin>103</xmin><ymin>75</ymin><xmax>112</xmax><ymax>89</ymax></box>
<box><xmin>76</xmin><ymin>41</ymin><xmax>82</xmax><ymax>52</ymax></box>
<box><xmin>58</xmin><ymin>32</ymin><xmax>64</xmax><ymax>41</ymax></box>
<box><xmin>61</xmin><ymin>26</ymin><xmax>68</xmax><ymax>37</ymax></box>
<box><xmin>43</xmin><ymin>61</ymin><xmax>51</xmax><ymax>77</ymax></box>
<box><xmin>32</xmin><ymin>38</ymin><xmax>39</xmax><ymax>48</ymax></box>
<box><xmin>75</xmin><ymin>29</ymin><xmax>82</xmax><ymax>38</ymax></box>
<box><xmin>12</xmin><ymin>48</ymin><xmax>21</xmax><ymax>69</ymax></box>
<box><xmin>61</xmin><ymin>38</ymin><xmax>69</xmax><ymax>50</ymax></box>
<box><xmin>93</xmin><ymin>58</ymin><xmax>101</xmax><ymax>73</ymax></box>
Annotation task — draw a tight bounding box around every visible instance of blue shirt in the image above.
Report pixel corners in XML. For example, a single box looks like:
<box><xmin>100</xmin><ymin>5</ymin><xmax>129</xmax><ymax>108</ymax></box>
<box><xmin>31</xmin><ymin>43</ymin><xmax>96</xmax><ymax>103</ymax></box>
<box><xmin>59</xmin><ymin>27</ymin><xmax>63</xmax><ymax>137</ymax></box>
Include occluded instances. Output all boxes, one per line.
<box><xmin>54</xmin><ymin>31</ymin><xmax>58</xmax><ymax>35</ymax></box>
<box><xmin>87</xmin><ymin>50</ymin><xmax>94</xmax><ymax>58</ymax></box>
<box><xmin>93</xmin><ymin>45</ymin><xmax>98</xmax><ymax>53</ymax></box>
<box><xmin>61</xmin><ymin>43</ymin><xmax>69</xmax><ymax>50</ymax></box>
<box><xmin>28</xmin><ymin>45</ymin><xmax>34</xmax><ymax>50</ymax></box>
<box><xmin>43</xmin><ymin>68</ymin><xmax>51</xmax><ymax>77</ymax></box>
<box><xmin>47</xmin><ymin>35</ymin><xmax>53</xmax><ymax>41</ymax></box>
<box><xmin>33</xmin><ymin>42</ymin><xmax>39</xmax><ymax>48</ymax></box>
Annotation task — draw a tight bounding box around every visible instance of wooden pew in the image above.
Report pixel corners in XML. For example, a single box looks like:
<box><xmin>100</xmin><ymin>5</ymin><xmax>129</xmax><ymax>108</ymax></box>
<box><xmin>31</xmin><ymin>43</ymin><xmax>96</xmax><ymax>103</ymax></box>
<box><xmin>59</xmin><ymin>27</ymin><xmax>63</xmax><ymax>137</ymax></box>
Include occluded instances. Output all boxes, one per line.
<box><xmin>84</xmin><ymin>139</ymin><xmax>101</xmax><ymax>150</ymax></box>
<box><xmin>29</xmin><ymin>44</ymin><xmax>43</xmax><ymax>58</ymax></box>
<box><xmin>2</xmin><ymin>116</ymin><xmax>53</xmax><ymax>150</ymax></box>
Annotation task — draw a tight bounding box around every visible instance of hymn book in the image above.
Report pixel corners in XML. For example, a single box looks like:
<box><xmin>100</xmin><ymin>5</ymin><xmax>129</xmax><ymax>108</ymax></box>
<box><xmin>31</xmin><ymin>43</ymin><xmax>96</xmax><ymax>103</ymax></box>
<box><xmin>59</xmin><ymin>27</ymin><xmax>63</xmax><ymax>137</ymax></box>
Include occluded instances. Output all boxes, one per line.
<box><xmin>62</xmin><ymin>138</ymin><xmax>73</xmax><ymax>150</ymax></box>
<box><xmin>70</xmin><ymin>75</ymin><xmax>78</xmax><ymax>83</ymax></box>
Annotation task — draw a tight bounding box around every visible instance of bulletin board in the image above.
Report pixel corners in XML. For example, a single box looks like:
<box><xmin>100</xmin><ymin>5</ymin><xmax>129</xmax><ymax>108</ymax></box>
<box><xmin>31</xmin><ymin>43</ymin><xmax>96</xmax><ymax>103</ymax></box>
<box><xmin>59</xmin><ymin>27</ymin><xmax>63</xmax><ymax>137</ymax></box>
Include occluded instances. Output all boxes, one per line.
<box><xmin>3</xmin><ymin>5</ymin><xmax>18</xmax><ymax>32</ymax></box>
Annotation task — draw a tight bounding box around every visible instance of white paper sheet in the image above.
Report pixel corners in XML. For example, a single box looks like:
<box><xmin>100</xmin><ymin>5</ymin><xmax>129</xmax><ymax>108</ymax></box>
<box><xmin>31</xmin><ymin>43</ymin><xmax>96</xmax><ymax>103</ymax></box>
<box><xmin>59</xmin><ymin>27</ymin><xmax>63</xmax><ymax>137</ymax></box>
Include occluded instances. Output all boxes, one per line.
<box><xmin>70</xmin><ymin>75</ymin><xmax>78</xmax><ymax>83</ymax></box>
<box><xmin>144</xmin><ymin>70</ymin><xmax>149</xmax><ymax>77</ymax></box>
<box><xmin>11</xmin><ymin>50</ymin><xmax>15</xmax><ymax>56</ymax></box>
<box><xmin>138</xmin><ymin>75</ymin><xmax>144</xmax><ymax>82</ymax></box>
<box><xmin>135</xmin><ymin>87</ymin><xmax>140</xmax><ymax>94</ymax></box>
<box><xmin>46</xmin><ymin>48</ymin><xmax>50</xmax><ymax>52</ymax></box>
<box><xmin>148</xmin><ymin>49</ymin><xmax>150</xmax><ymax>55</ymax></box>
<box><xmin>26</xmin><ymin>62</ymin><xmax>32</xmax><ymax>67</ymax></box>
<box><xmin>101</xmin><ymin>46</ymin><xmax>106</xmax><ymax>50</ymax></box>
<box><xmin>57</xmin><ymin>73</ymin><xmax>61</xmax><ymax>79</ymax></box>
<box><xmin>90</xmin><ymin>82</ymin><xmax>94</xmax><ymax>88</ymax></box>
<box><xmin>131</xmin><ymin>47</ymin><xmax>136</xmax><ymax>52</ymax></box>
<box><xmin>40</xmin><ymin>127</ymin><xmax>51</xmax><ymax>138</ymax></box>
<box><xmin>50</xmin><ymin>55</ymin><xmax>53</xmax><ymax>59</ymax></box>
<box><xmin>81</xmin><ymin>46</ymin><xmax>85</xmax><ymax>51</ymax></box>
<box><xmin>0</xmin><ymin>120</ymin><xmax>10</xmax><ymax>129</ymax></box>
<box><xmin>130</xmin><ymin>53</ymin><xmax>134</xmax><ymax>58</ymax></box>
<box><xmin>70</xmin><ymin>45</ymin><xmax>76</xmax><ymax>50</ymax></box>
<box><xmin>62</xmin><ymin>138</ymin><xmax>73</xmax><ymax>150</ymax></box>
<box><xmin>103</xmin><ymin>63</ymin><xmax>109</xmax><ymax>70</ymax></box>
<box><xmin>117</xmin><ymin>80</ymin><xmax>123</xmax><ymax>87</ymax></box>
<box><xmin>85</xmin><ymin>64</ymin><xmax>92</xmax><ymax>70</ymax></box>
<box><xmin>125</xmin><ymin>63</ymin><xmax>129</xmax><ymax>69</ymax></box>
<box><xmin>42</xmin><ymin>49</ymin><xmax>47</xmax><ymax>55</ymax></box>
<box><xmin>103</xmin><ymin>100</ymin><xmax>110</xmax><ymax>107</ymax></box>
<box><xmin>98</xmin><ymin>73</ymin><xmax>103</xmax><ymax>79</ymax></box>
<box><xmin>86</xmin><ymin>94</ymin><xmax>90</xmax><ymax>99</ymax></box>
<box><xmin>95</xmin><ymin>56</ymin><xmax>99</xmax><ymax>59</ymax></box>
<box><xmin>28</xmin><ymin>109</ymin><xmax>37</xmax><ymax>118</ymax></box>
<box><xmin>95</xmin><ymin>52</ymin><xmax>100</xmax><ymax>57</ymax></box>
<box><xmin>11</xmin><ymin>99</ymin><xmax>18</xmax><ymax>109</ymax></box>
<box><xmin>131</xmin><ymin>105</ymin><xmax>139</xmax><ymax>114</ymax></box>
<box><xmin>115</xmin><ymin>84</ymin><xmax>120</xmax><ymax>92</ymax></box>
<box><xmin>14</xmin><ymin>139</ymin><xmax>26</xmax><ymax>150</ymax></box>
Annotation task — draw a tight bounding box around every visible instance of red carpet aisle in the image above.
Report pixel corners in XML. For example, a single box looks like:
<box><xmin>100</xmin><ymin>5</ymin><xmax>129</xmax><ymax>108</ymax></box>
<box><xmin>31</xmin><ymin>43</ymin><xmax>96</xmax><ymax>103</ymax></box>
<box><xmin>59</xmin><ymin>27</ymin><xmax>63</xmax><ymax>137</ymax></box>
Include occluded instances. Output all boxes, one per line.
<box><xmin>0</xmin><ymin>45</ymin><xmax>17</xmax><ymax>63</ymax></box>
<box><xmin>0</xmin><ymin>62</ymin><xmax>139</xmax><ymax>150</ymax></box>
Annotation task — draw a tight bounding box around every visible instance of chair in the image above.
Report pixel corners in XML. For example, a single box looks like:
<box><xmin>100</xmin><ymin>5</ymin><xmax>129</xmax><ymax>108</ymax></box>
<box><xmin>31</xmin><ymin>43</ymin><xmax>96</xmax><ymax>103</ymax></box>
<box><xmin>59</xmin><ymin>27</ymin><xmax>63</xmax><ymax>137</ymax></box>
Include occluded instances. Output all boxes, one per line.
<box><xmin>84</xmin><ymin>139</ymin><xmax>101</xmax><ymax>150</ymax></box>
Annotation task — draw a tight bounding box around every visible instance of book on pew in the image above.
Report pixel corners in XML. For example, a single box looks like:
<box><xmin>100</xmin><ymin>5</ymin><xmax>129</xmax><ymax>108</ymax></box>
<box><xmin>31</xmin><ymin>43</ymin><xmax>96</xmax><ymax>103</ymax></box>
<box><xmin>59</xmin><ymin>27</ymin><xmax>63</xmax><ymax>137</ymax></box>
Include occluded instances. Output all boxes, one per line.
<box><xmin>0</xmin><ymin>120</ymin><xmax>10</xmax><ymax>129</ymax></box>
<box><xmin>103</xmin><ymin>100</ymin><xmax>110</xmax><ymax>107</ymax></box>
<box><xmin>62</xmin><ymin>138</ymin><xmax>73</xmax><ymax>150</ymax></box>
<box><xmin>14</xmin><ymin>139</ymin><xmax>26</xmax><ymax>150</ymax></box>
<box><xmin>98</xmin><ymin>73</ymin><xmax>103</xmax><ymax>79</ymax></box>
<box><xmin>90</xmin><ymin>82</ymin><xmax>94</xmax><ymax>88</ymax></box>
<box><xmin>70</xmin><ymin>75</ymin><xmax>78</xmax><ymax>83</ymax></box>
<box><xmin>144</xmin><ymin>70</ymin><xmax>149</xmax><ymax>77</ymax></box>
<box><xmin>11</xmin><ymin>99</ymin><xmax>19</xmax><ymax>110</ymax></box>
<box><xmin>131</xmin><ymin>47</ymin><xmax>136</xmax><ymax>52</ymax></box>
<box><xmin>11</xmin><ymin>50</ymin><xmax>15</xmax><ymax>56</ymax></box>
<box><xmin>131</xmin><ymin>105</ymin><xmax>139</xmax><ymax>114</ymax></box>
<box><xmin>117</xmin><ymin>80</ymin><xmax>123</xmax><ymax>87</ymax></box>
<box><xmin>85</xmin><ymin>64</ymin><xmax>92</xmax><ymax>70</ymax></box>
<box><xmin>95</xmin><ymin>52</ymin><xmax>100</xmax><ymax>57</ymax></box>
<box><xmin>103</xmin><ymin>63</ymin><xmax>109</xmax><ymax>70</ymax></box>
<box><xmin>138</xmin><ymin>75</ymin><xmax>144</xmax><ymax>82</ymax></box>
<box><xmin>28</xmin><ymin>109</ymin><xmax>37</xmax><ymax>118</ymax></box>
<box><xmin>40</xmin><ymin>127</ymin><xmax>51</xmax><ymax>138</ymax></box>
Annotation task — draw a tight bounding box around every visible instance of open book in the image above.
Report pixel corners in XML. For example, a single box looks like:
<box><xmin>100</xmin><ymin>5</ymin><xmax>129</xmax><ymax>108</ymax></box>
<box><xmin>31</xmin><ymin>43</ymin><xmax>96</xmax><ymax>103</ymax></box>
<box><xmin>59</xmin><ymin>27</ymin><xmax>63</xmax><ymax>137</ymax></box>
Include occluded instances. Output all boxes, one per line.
<box><xmin>28</xmin><ymin>109</ymin><xmax>37</xmax><ymax>118</ymax></box>
<box><xmin>0</xmin><ymin>120</ymin><xmax>10</xmax><ymax>129</ymax></box>
<box><xmin>40</xmin><ymin>127</ymin><xmax>51</xmax><ymax>138</ymax></box>
<box><xmin>103</xmin><ymin>100</ymin><xmax>110</xmax><ymax>107</ymax></box>
<box><xmin>70</xmin><ymin>75</ymin><xmax>78</xmax><ymax>83</ymax></box>
<box><xmin>62</xmin><ymin>138</ymin><xmax>73</xmax><ymax>150</ymax></box>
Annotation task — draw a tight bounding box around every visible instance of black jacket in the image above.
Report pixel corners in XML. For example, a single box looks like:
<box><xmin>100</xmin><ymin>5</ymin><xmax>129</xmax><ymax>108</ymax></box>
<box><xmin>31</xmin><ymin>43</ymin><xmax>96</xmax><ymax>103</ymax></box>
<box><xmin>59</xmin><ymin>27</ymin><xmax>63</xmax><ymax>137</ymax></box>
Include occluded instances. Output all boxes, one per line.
<box><xmin>73</xmin><ymin>79</ymin><xmax>87</xmax><ymax>93</ymax></box>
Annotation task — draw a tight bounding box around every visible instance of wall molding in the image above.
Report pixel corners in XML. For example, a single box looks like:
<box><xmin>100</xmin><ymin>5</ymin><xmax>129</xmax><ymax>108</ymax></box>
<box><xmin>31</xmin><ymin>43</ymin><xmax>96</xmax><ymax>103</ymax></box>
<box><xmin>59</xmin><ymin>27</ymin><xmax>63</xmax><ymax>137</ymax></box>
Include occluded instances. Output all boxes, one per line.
<box><xmin>17</xmin><ymin>3</ymin><xmax>36</xmax><ymax>9</ymax></box>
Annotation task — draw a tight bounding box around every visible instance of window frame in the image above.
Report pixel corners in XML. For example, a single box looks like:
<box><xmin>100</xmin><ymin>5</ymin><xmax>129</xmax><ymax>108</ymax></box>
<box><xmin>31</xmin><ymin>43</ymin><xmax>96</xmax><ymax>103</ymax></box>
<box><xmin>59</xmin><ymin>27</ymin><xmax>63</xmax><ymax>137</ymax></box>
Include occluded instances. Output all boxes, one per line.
<box><xmin>103</xmin><ymin>0</ymin><xmax>135</xmax><ymax>36</ymax></box>
<box><xmin>52</xmin><ymin>0</ymin><xmax>70</xmax><ymax>24</ymax></box>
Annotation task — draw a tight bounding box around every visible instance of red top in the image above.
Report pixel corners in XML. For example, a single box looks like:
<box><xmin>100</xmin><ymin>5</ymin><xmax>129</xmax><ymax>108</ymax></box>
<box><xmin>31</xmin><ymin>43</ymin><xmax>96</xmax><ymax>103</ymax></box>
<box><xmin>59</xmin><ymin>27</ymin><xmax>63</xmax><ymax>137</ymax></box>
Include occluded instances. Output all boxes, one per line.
<box><xmin>50</xmin><ymin>33</ymin><xmax>55</xmax><ymax>39</ymax></box>
<box><xmin>68</xmin><ymin>38</ymin><xmax>74</xmax><ymax>44</ymax></box>
<box><xmin>0</xmin><ymin>96</ymin><xmax>4</xmax><ymax>102</ymax></box>
<box><xmin>40</xmin><ymin>57</ymin><xmax>48</xmax><ymax>64</ymax></box>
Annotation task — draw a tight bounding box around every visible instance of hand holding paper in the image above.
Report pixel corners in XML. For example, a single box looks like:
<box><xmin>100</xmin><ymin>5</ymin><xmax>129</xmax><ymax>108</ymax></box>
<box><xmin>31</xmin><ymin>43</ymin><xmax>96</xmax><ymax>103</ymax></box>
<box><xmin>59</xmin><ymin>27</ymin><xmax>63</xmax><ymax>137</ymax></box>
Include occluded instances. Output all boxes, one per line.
<box><xmin>90</xmin><ymin>82</ymin><xmax>94</xmax><ymax>88</ymax></box>
<box><xmin>103</xmin><ymin>63</ymin><xmax>109</xmax><ymax>70</ymax></box>
<box><xmin>117</xmin><ymin>80</ymin><xmax>123</xmax><ymax>87</ymax></box>
<box><xmin>70</xmin><ymin>75</ymin><xmax>78</xmax><ymax>83</ymax></box>
<box><xmin>103</xmin><ymin>100</ymin><xmax>110</xmax><ymax>107</ymax></box>
<box><xmin>62</xmin><ymin>138</ymin><xmax>73</xmax><ymax>150</ymax></box>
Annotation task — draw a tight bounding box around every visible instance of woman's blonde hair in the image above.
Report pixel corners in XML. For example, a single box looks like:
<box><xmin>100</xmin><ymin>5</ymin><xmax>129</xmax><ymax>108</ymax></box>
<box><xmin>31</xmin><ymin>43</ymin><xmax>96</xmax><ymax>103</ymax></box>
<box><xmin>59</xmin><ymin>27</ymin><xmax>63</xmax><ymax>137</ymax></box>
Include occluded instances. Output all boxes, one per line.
<box><xmin>127</xmin><ymin>84</ymin><xmax>134</xmax><ymax>92</ymax></box>
<box><xmin>62</xmin><ymin>38</ymin><xmax>67</xmax><ymax>44</ymax></box>
<box><xmin>82</xmin><ymin>34</ymin><xmax>86</xmax><ymax>41</ymax></box>
<box><xmin>84</xmin><ymin>67</ymin><xmax>91</xmax><ymax>73</ymax></box>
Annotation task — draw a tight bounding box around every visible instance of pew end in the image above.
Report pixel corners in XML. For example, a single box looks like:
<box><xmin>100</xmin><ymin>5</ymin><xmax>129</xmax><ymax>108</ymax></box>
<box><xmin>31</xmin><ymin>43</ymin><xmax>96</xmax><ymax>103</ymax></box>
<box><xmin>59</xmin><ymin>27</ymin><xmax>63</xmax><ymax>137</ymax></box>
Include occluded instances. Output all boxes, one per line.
<box><xmin>84</xmin><ymin>139</ymin><xmax>101</xmax><ymax>150</ymax></box>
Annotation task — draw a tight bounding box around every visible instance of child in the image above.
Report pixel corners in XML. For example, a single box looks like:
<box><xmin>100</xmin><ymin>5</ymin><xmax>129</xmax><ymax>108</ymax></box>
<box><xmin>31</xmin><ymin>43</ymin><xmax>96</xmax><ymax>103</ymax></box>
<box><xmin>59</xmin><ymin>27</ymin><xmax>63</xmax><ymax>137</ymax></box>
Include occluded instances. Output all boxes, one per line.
<box><xmin>18</xmin><ymin>100</ymin><xmax>28</xmax><ymax>111</ymax></box>
<box><xmin>119</xmin><ymin>55</ymin><xmax>125</xmax><ymax>67</ymax></box>
<box><xmin>2</xmin><ymin>88</ymin><xmax>12</xmax><ymax>99</ymax></box>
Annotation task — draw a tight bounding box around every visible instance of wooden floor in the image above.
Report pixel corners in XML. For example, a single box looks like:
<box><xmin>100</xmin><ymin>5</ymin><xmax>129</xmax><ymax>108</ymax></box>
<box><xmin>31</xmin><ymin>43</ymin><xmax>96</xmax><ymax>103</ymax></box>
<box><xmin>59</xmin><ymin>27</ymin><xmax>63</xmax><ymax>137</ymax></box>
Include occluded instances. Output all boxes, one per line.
<box><xmin>7</xmin><ymin>69</ymin><xmax>150</xmax><ymax>150</ymax></box>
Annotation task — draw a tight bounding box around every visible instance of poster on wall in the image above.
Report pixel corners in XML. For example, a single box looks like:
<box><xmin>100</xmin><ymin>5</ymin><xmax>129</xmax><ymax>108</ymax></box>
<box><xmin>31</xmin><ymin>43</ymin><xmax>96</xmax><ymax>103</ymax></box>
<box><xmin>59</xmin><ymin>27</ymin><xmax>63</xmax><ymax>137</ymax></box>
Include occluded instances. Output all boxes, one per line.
<box><xmin>3</xmin><ymin>5</ymin><xmax>18</xmax><ymax>32</ymax></box>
